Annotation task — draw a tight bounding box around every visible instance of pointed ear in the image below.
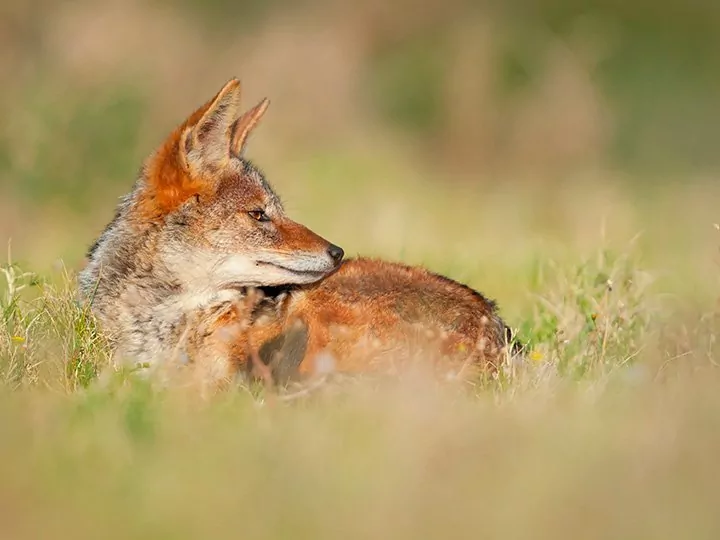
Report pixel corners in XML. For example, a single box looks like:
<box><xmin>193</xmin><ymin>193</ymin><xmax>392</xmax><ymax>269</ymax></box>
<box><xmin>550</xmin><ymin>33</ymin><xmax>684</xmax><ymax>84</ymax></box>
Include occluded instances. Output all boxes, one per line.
<box><xmin>137</xmin><ymin>79</ymin><xmax>243</xmax><ymax>221</ymax></box>
<box><xmin>230</xmin><ymin>98</ymin><xmax>270</xmax><ymax>157</ymax></box>
<box><xmin>180</xmin><ymin>78</ymin><xmax>242</xmax><ymax>172</ymax></box>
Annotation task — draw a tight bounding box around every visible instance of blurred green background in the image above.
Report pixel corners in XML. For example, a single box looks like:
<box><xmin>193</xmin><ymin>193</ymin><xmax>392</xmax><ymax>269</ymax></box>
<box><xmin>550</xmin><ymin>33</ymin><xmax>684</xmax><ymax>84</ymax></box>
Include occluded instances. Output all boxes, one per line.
<box><xmin>1</xmin><ymin>0</ymin><xmax>719</xmax><ymax>314</ymax></box>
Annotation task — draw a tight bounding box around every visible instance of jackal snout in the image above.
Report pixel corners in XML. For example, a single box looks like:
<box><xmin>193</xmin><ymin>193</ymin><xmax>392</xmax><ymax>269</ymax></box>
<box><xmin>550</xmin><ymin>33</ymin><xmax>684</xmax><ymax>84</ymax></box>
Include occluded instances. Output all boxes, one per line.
<box><xmin>236</xmin><ymin>217</ymin><xmax>345</xmax><ymax>286</ymax></box>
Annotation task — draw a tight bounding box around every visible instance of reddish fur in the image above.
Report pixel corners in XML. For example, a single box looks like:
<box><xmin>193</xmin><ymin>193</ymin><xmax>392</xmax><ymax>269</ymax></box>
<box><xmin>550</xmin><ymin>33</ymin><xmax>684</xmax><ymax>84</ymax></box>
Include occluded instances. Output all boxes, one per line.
<box><xmin>241</xmin><ymin>258</ymin><xmax>509</xmax><ymax>381</ymax></box>
<box><xmin>274</xmin><ymin>219</ymin><xmax>333</xmax><ymax>253</ymax></box>
<box><xmin>137</xmin><ymin>90</ymin><xmax>229</xmax><ymax>222</ymax></box>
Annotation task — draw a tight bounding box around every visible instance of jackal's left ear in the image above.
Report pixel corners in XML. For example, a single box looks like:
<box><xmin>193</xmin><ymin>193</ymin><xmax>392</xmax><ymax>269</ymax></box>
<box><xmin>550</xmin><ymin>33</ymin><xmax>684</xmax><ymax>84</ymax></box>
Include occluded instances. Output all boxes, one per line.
<box><xmin>138</xmin><ymin>79</ymin><xmax>244</xmax><ymax>220</ymax></box>
<box><xmin>230</xmin><ymin>98</ymin><xmax>270</xmax><ymax>157</ymax></box>
<box><xmin>180</xmin><ymin>78</ymin><xmax>243</xmax><ymax>173</ymax></box>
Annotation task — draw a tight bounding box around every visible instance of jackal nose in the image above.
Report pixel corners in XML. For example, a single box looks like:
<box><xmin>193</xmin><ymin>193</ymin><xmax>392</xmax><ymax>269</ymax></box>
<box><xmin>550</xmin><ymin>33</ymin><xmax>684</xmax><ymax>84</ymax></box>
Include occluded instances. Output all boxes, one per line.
<box><xmin>327</xmin><ymin>244</ymin><xmax>344</xmax><ymax>264</ymax></box>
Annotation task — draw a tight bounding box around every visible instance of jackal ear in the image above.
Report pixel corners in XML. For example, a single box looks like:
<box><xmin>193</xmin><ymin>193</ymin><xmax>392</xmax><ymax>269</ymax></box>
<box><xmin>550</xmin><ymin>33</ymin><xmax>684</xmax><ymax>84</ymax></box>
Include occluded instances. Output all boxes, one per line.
<box><xmin>138</xmin><ymin>79</ymin><xmax>243</xmax><ymax>220</ymax></box>
<box><xmin>180</xmin><ymin>78</ymin><xmax>242</xmax><ymax>172</ymax></box>
<box><xmin>230</xmin><ymin>98</ymin><xmax>270</xmax><ymax>157</ymax></box>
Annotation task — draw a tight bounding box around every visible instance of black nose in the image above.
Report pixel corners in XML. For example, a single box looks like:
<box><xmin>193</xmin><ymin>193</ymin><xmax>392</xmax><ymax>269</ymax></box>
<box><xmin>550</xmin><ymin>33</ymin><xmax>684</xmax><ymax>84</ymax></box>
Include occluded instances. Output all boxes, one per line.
<box><xmin>327</xmin><ymin>244</ymin><xmax>344</xmax><ymax>264</ymax></box>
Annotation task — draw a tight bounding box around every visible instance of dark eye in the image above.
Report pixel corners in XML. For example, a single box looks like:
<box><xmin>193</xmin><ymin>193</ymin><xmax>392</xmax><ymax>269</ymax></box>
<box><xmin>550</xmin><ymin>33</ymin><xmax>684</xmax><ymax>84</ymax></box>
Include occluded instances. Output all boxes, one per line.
<box><xmin>248</xmin><ymin>210</ymin><xmax>270</xmax><ymax>222</ymax></box>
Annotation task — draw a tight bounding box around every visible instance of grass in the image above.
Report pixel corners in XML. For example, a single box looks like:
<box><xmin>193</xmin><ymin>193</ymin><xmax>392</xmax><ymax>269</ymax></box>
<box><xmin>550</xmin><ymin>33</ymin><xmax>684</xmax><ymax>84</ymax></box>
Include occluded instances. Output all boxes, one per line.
<box><xmin>2</xmin><ymin>197</ymin><xmax>719</xmax><ymax>538</ymax></box>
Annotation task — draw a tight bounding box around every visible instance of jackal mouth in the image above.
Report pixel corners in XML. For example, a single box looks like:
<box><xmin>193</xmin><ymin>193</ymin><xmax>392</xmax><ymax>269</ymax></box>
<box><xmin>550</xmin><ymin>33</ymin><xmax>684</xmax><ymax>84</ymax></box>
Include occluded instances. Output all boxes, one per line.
<box><xmin>220</xmin><ymin>282</ymin><xmax>253</xmax><ymax>293</ymax></box>
<box><xmin>219</xmin><ymin>283</ymin><xmax>291</xmax><ymax>301</ymax></box>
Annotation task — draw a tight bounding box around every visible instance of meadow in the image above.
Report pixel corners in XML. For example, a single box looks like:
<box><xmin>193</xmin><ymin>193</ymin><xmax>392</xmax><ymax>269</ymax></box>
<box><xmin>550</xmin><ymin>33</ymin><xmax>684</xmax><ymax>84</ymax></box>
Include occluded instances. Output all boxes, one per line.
<box><xmin>2</xmin><ymin>1</ymin><xmax>720</xmax><ymax>538</ymax></box>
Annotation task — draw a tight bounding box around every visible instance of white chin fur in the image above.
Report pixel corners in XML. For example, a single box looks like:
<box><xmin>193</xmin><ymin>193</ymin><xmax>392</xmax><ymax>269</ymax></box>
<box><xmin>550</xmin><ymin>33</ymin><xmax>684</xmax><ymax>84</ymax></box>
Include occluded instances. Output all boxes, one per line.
<box><xmin>175</xmin><ymin>252</ymin><xmax>332</xmax><ymax>290</ymax></box>
<box><xmin>256</xmin><ymin>252</ymin><xmax>335</xmax><ymax>275</ymax></box>
<box><xmin>259</xmin><ymin>267</ymin><xmax>326</xmax><ymax>286</ymax></box>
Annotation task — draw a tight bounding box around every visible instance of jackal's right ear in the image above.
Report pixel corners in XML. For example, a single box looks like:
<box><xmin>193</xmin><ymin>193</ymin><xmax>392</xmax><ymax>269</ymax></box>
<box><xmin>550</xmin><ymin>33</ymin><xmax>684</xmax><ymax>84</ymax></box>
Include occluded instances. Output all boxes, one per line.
<box><xmin>230</xmin><ymin>97</ymin><xmax>270</xmax><ymax>157</ymax></box>
<box><xmin>179</xmin><ymin>78</ymin><xmax>243</xmax><ymax>173</ymax></box>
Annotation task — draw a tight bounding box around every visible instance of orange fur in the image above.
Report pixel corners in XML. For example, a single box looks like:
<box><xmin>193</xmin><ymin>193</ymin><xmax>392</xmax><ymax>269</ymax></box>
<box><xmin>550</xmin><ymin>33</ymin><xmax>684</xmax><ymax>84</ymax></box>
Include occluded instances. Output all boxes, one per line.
<box><xmin>245</xmin><ymin>258</ymin><xmax>511</xmax><ymax>382</ymax></box>
<box><xmin>137</xmin><ymin>79</ymin><xmax>242</xmax><ymax>221</ymax></box>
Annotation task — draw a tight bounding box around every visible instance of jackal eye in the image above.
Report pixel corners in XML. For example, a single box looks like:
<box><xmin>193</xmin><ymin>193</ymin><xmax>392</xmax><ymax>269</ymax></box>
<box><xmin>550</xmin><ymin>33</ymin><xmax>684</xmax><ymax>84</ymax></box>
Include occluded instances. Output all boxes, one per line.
<box><xmin>248</xmin><ymin>210</ymin><xmax>270</xmax><ymax>222</ymax></box>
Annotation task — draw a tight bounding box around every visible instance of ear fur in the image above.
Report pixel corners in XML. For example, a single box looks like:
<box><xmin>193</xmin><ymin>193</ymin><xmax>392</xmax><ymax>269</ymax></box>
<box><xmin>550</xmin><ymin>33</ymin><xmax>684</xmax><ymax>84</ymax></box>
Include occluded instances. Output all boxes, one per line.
<box><xmin>230</xmin><ymin>98</ymin><xmax>270</xmax><ymax>157</ymax></box>
<box><xmin>138</xmin><ymin>78</ymin><xmax>242</xmax><ymax>220</ymax></box>
<box><xmin>180</xmin><ymin>78</ymin><xmax>243</xmax><ymax>173</ymax></box>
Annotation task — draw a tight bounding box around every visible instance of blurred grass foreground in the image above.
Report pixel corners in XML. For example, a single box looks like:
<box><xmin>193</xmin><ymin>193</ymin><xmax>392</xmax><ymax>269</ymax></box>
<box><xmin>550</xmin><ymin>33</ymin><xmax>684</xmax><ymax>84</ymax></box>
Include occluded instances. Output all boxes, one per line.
<box><xmin>2</xmin><ymin>0</ymin><xmax>720</xmax><ymax>538</ymax></box>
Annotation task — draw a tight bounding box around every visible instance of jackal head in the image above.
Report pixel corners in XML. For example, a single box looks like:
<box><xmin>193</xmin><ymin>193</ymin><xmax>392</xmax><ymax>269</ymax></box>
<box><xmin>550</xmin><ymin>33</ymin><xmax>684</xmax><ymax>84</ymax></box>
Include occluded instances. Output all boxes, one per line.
<box><xmin>133</xmin><ymin>78</ymin><xmax>344</xmax><ymax>290</ymax></box>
